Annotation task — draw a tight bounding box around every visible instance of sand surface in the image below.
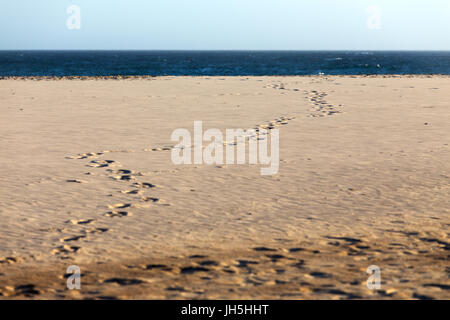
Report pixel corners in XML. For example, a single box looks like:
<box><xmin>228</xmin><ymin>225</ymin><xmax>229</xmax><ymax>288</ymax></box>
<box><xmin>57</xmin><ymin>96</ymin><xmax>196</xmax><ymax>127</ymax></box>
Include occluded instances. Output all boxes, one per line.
<box><xmin>0</xmin><ymin>75</ymin><xmax>449</xmax><ymax>299</ymax></box>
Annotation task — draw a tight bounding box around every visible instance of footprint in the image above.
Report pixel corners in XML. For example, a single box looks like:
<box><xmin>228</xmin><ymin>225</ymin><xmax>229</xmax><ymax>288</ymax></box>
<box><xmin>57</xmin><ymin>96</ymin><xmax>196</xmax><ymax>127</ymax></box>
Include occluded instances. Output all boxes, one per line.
<box><xmin>265</xmin><ymin>254</ymin><xmax>286</xmax><ymax>262</ymax></box>
<box><xmin>51</xmin><ymin>245</ymin><xmax>81</xmax><ymax>255</ymax></box>
<box><xmin>113</xmin><ymin>175</ymin><xmax>135</xmax><ymax>181</ymax></box>
<box><xmin>88</xmin><ymin>160</ymin><xmax>115</xmax><ymax>168</ymax></box>
<box><xmin>121</xmin><ymin>189</ymin><xmax>142</xmax><ymax>195</ymax></box>
<box><xmin>133</xmin><ymin>182</ymin><xmax>156</xmax><ymax>189</ymax></box>
<box><xmin>0</xmin><ymin>257</ymin><xmax>20</xmax><ymax>264</ymax></box>
<box><xmin>105</xmin><ymin>211</ymin><xmax>131</xmax><ymax>218</ymax></box>
<box><xmin>86</xmin><ymin>228</ymin><xmax>109</xmax><ymax>234</ymax></box>
<box><xmin>67</xmin><ymin>152</ymin><xmax>103</xmax><ymax>160</ymax></box>
<box><xmin>108</xmin><ymin>203</ymin><xmax>132</xmax><ymax>209</ymax></box>
<box><xmin>198</xmin><ymin>260</ymin><xmax>220</xmax><ymax>267</ymax></box>
<box><xmin>103</xmin><ymin>278</ymin><xmax>144</xmax><ymax>286</ymax></box>
<box><xmin>144</xmin><ymin>146</ymin><xmax>173</xmax><ymax>152</ymax></box>
<box><xmin>253</xmin><ymin>247</ymin><xmax>277</xmax><ymax>252</ymax></box>
<box><xmin>180</xmin><ymin>266</ymin><xmax>210</xmax><ymax>274</ymax></box>
<box><xmin>146</xmin><ymin>264</ymin><xmax>173</xmax><ymax>271</ymax></box>
<box><xmin>60</xmin><ymin>235</ymin><xmax>86</xmax><ymax>242</ymax></box>
<box><xmin>117</xmin><ymin>169</ymin><xmax>133</xmax><ymax>175</ymax></box>
<box><xmin>166</xmin><ymin>286</ymin><xmax>186</xmax><ymax>292</ymax></box>
<box><xmin>69</xmin><ymin>219</ymin><xmax>96</xmax><ymax>225</ymax></box>
<box><xmin>326</xmin><ymin>236</ymin><xmax>362</xmax><ymax>245</ymax></box>
<box><xmin>66</xmin><ymin>179</ymin><xmax>85</xmax><ymax>183</ymax></box>
<box><xmin>235</xmin><ymin>260</ymin><xmax>259</xmax><ymax>268</ymax></box>
<box><xmin>413</xmin><ymin>293</ymin><xmax>434</xmax><ymax>300</ymax></box>
<box><xmin>189</xmin><ymin>255</ymin><xmax>208</xmax><ymax>259</ymax></box>
<box><xmin>309</xmin><ymin>271</ymin><xmax>332</xmax><ymax>279</ymax></box>
<box><xmin>141</xmin><ymin>197</ymin><xmax>160</xmax><ymax>203</ymax></box>
<box><xmin>14</xmin><ymin>284</ymin><xmax>40</xmax><ymax>297</ymax></box>
<box><xmin>291</xmin><ymin>260</ymin><xmax>305</xmax><ymax>269</ymax></box>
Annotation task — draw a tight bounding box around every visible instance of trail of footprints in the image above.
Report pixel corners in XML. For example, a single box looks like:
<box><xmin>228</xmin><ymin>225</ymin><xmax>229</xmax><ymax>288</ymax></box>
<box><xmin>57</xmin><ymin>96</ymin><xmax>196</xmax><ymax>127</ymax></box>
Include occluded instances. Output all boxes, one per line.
<box><xmin>219</xmin><ymin>81</ymin><xmax>345</xmax><ymax>147</ymax></box>
<box><xmin>305</xmin><ymin>90</ymin><xmax>343</xmax><ymax>117</ymax></box>
<box><xmin>57</xmin><ymin>150</ymin><xmax>169</xmax><ymax>258</ymax></box>
<box><xmin>264</xmin><ymin>81</ymin><xmax>344</xmax><ymax>118</ymax></box>
<box><xmin>57</xmin><ymin>82</ymin><xmax>341</xmax><ymax>257</ymax></box>
<box><xmin>59</xmin><ymin>112</ymin><xmax>296</xmax><ymax>257</ymax></box>
<box><xmin>219</xmin><ymin>115</ymin><xmax>296</xmax><ymax>148</ymax></box>
<box><xmin>58</xmin><ymin>83</ymin><xmax>343</xmax><ymax>257</ymax></box>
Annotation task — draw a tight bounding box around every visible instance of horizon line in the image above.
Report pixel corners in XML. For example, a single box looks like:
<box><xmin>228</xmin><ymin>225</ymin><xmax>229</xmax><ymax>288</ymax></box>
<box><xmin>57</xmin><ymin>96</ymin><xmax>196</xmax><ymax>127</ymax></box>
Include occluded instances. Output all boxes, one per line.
<box><xmin>1</xmin><ymin>49</ymin><xmax>450</xmax><ymax>52</ymax></box>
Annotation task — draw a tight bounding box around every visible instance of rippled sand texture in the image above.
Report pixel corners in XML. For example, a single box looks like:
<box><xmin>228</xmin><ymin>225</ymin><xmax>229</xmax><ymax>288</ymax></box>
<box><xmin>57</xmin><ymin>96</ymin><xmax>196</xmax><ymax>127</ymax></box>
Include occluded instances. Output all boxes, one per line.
<box><xmin>0</xmin><ymin>76</ymin><xmax>449</xmax><ymax>299</ymax></box>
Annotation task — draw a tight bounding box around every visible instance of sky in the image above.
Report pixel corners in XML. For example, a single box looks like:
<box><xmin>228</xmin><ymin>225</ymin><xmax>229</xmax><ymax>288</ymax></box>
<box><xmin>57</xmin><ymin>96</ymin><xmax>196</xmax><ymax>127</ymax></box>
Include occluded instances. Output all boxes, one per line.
<box><xmin>0</xmin><ymin>0</ymin><xmax>449</xmax><ymax>50</ymax></box>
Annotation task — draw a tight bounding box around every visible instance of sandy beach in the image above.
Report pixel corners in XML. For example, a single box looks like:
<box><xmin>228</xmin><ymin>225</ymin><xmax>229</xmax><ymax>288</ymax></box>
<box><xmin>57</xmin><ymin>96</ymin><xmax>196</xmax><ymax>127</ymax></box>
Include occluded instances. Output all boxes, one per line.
<box><xmin>0</xmin><ymin>75</ymin><xmax>449</xmax><ymax>299</ymax></box>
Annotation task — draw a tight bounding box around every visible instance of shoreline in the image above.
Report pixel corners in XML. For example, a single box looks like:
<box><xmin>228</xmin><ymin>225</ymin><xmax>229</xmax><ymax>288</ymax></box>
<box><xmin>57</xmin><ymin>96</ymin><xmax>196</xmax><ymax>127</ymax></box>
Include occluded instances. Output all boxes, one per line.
<box><xmin>1</xmin><ymin>74</ymin><xmax>450</xmax><ymax>81</ymax></box>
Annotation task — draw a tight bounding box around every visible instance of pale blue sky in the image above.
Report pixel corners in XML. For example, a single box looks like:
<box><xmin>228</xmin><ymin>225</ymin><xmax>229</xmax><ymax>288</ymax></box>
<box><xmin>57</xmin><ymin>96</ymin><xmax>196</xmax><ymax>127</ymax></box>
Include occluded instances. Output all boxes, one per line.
<box><xmin>0</xmin><ymin>0</ymin><xmax>449</xmax><ymax>50</ymax></box>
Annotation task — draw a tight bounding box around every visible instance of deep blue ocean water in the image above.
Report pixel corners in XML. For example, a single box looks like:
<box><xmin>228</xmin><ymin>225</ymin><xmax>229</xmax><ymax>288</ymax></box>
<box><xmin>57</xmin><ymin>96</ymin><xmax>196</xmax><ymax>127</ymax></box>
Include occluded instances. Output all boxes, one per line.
<box><xmin>0</xmin><ymin>51</ymin><xmax>449</xmax><ymax>76</ymax></box>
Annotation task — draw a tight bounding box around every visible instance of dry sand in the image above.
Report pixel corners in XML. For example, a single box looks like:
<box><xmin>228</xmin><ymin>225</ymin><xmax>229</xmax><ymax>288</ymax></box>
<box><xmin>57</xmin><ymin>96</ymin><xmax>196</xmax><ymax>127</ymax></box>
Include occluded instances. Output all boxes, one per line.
<box><xmin>0</xmin><ymin>75</ymin><xmax>449</xmax><ymax>299</ymax></box>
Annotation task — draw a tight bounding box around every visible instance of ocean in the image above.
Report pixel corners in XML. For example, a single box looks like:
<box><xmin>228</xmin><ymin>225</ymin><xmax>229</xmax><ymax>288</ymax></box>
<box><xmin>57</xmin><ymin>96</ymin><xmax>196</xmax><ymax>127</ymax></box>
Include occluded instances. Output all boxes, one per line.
<box><xmin>0</xmin><ymin>51</ymin><xmax>449</xmax><ymax>76</ymax></box>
